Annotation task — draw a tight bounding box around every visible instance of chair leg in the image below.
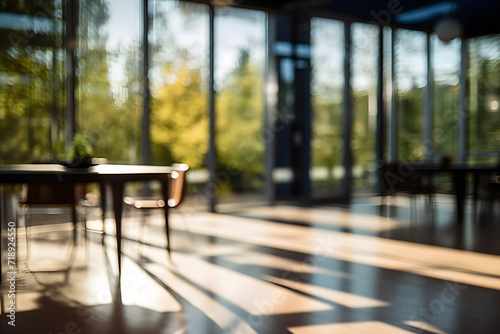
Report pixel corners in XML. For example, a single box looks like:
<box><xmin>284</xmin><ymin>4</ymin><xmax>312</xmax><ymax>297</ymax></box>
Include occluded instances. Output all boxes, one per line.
<box><xmin>427</xmin><ymin>193</ymin><xmax>435</xmax><ymax>222</ymax></box>
<box><xmin>382</xmin><ymin>195</ymin><xmax>394</xmax><ymax>217</ymax></box>
<box><xmin>72</xmin><ymin>204</ymin><xmax>78</xmax><ymax>245</ymax></box>
<box><xmin>379</xmin><ymin>195</ymin><xmax>387</xmax><ymax>216</ymax></box>
<box><xmin>138</xmin><ymin>211</ymin><xmax>147</xmax><ymax>258</ymax></box>
<box><xmin>25</xmin><ymin>209</ymin><xmax>32</xmax><ymax>262</ymax></box>
<box><xmin>165</xmin><ymin>209</ymin><xmax>171</xmax><ymax>256</ymax></box>
<box><xmin>100</xmin><ymin>183</ymin><xmax>107</xmax><ymax>234</ymax></box>
<box><xmin>410</xmin><ymin>195</ymin><xmax>417</xmax><ymax>223</ymax></box>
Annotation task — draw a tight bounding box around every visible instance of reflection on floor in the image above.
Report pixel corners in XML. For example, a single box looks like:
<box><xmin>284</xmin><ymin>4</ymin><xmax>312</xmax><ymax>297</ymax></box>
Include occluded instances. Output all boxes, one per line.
<box><xmin>1</xmin><ymin>197</ymin><xmax>500</xmax><ymax>333</ymax></box>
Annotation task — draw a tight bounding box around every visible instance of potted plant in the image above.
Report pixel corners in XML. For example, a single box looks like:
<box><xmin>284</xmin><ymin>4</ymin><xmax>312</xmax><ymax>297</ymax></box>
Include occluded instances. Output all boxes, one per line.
<box><xmin>67</xmin><ymin>132</ymin><xmax>94</xmax><ymax>168</ymax></box>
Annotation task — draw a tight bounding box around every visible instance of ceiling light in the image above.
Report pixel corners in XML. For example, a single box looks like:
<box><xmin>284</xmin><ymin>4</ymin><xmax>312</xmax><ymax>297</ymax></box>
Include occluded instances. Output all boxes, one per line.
<box><xmin>395</xmin><ymin>1</ymin><xmax>456</xmax><ymax>24</ymax></box>
<box><xmin>434</xmin><ymin>16</ymin><xmax>462</xmax><ymax>42</ymax></box>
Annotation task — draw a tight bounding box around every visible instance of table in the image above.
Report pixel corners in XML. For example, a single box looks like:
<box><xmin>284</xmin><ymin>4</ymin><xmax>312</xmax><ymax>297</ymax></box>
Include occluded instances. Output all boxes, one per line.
<box><xmin>0</xmin><ymin>164</ymin><xmax>173</xmax><ymax>280</ymax></box>
<box><xmin>390</xmin><ymin>162</ymin><xmax>500</xmax><ymax>224</ymax></box>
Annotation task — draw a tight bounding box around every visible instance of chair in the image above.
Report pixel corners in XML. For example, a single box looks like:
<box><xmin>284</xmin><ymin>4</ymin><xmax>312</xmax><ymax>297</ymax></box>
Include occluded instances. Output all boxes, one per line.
<box><xmin>79</xmin><ymin>185</ymin><xmax>104</xmax><ymax>234</ymax></box>
<box><xmin>380</xmin><ymin>163</ymin><xmax>436</xmax><ymax>219</ymax></box>
<box><xmin>20</xmin><ymin>183</ymin><xmax>79</xmax><ymax>240</ymax></box>
<box><xmin>477</xmin><ymin>173</ymin><xmax>500</xmax><ymax>223</ymax></box>
<box><xmin>124</xmin><ymin>163</ymin><xmax>189</xmax><ymax>255</ymax></box>
<box><xmin>19</xmin><ymin>183</ymin><xmax>80</xmax><ymax>273</ymax></box>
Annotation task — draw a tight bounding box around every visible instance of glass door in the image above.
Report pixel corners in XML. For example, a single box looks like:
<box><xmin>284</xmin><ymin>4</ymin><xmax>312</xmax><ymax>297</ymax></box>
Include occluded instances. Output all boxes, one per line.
<box><xmin>310</xmin><ymin>18</ymin><xmax>345</xmax><ymax>198</ymax></box>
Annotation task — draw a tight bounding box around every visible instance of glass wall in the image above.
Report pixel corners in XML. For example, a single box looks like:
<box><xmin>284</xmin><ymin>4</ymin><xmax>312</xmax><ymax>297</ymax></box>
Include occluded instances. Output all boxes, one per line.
<box><xmin>431</xmin><ymin>35</ymin><xmax>460</xmax><ymax>158</ymax></box>
<box><xmin>215</xmin><ymin>7</ymin><xmax>266</xmax><ymax>201</ymax></box>
<box><xmin>3</xmin><ymin>0</ymin><xmax>500</xmax><ymax>204</ymax></box>
<box><xmin>310</xmin><ymin>18</ymin><xmax>344</xmax><ymax>197</ymax></box>
<box><xmin>149</xmin><ymin>0</ymin><xmax>209</xmax><ymax>202</ymax></box>
<box><xmin>351</xmin><ymin>22</ymin><xmax>379</xmax><ymax>191</ymax></box>
<box><xmin>0</xmin><ymin>1</ymin><xmax>65</xmax><ymax>163</ymax></box>
<box><xmin>468</xmin><ymin>34</ymin><xmax>500</xmax><ymax>163</ymax></box>
<box><xmin>77</xmin><ymin>0</ymin><xmax>142</xmax><ymax>163</ymax></box>
<box><xmin>394</xmin><ymin>29</ymin><xmax>427</xmax><ymax>161</ymax></box>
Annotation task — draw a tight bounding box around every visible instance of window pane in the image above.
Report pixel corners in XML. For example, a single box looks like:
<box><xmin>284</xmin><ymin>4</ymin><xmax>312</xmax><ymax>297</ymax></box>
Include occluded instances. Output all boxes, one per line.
<box><xmin>150</xmin><ymin>0</ymin><xmax>209</xmax><ymax>203</ymax></box>
<box><xmin>0</xmin><ymin>1</ymin><xmax>65</xmax><ymax>163</ymax></box>
<box><xmin>468</xmin><ymin>35</ymin><xmax>500</xmax><ymax>162</ymax></box>
<box><xmin>432</xmin><ymin>35</ymin><xmax>460</xmax><ymax>158</ymax></box>
<box><xmin>77</xmin><ymin>0</ymin><xmax>142</xmax><ymax>163</ymax></box>
<box><xmin>310</xmin><ymin>18</ymin><xmax>344</xmax><ymax>197</ymax></box>
<box><xmin>351</xmin><ymin>22</ymin><xmax>379</xmax><ymax>191</ymax></box>
<box><xmin>215</xmin><ymin>7</ymin><xmax>266</xmax><ymax>201</ymax></box>
<box><xmin>395</xmin><ymin>29</ymin><xmax>426</xmax><ymax>161</ymax></box>
<box><xmin>383</xmin><ymin>27</ymin><xmax>392</xmax><ymax>162</ymax></box>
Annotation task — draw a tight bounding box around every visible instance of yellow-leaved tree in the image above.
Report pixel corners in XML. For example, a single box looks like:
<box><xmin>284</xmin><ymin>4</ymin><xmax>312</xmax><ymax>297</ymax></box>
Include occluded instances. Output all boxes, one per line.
<box><xmin>151</xmin><ymin>62</ymin><xmax>208</xmax><ymax>168</ymax></box>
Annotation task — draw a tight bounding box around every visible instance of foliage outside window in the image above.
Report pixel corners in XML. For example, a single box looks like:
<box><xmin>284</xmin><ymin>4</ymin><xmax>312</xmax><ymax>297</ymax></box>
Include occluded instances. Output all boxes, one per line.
<box><xmin>351</xmin><ymin>22</ymin><xmax>379</xmax><ymax>190</ymax></box>
<box><xmin>432</xmin><ymin>35</ymin><xmax>460</xmax><ymax>158</ymax></box>
<box><xmin>395</xmin><ymin>29</ymin><xmax>426</xmax><ymax>161</ymax></box>
<box><xmin>310</xmin><ymin>18</ymin><xmax>344</xmax><ymax>197</ymax></box>
<box><xmin>468</xmin><ymin>34</ymin><xmax>500</xmax><ymax>162</ymax></box>
<box><xmin>215</xmin><ymin>7</ymin><xmax>266</xmax><ymax>195</ymax></box>
<box><xmin>0</xmin><ymin>1</ymin><xmax>65</xmax><ymax>163</ymax></box>
<box><xmin>77</xmin><ymin>0</ymin><xmax>142</xmax><ymax>164</ymax></box>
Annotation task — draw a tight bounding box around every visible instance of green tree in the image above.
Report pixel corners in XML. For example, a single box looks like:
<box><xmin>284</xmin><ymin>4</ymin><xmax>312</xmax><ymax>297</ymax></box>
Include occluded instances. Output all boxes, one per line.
<box><xmin>468</xmin><ymin>37</ymin><xmax>500</xmax><ymax>158</ymax></box>
<box><xmin>216</xmin><ymin>49</ymin><xmax>265</xmax><ymax>191</ymax></box>
<box><xmin>0</xmin><ymin>0</ymin><xmax>65</xmax><ymax>163</ymax></box>
<box><xmin>76</xmin><ymin>0</ymin><xmax>142</xmax><ymax>163</ymax></box>
<box><xmin>398</xmin><ymin>87</ymin><xmax>424</xmax><ymax>160</ymax></box>
<box><xmin>311</xmin><ymin>93</ymin><xmax>343</xmax><ymax>186</ymax></box>
<box><xmin>151</xmin><ymin>62</ymin><xmax>208</xmax><ymax>168</ymax></box>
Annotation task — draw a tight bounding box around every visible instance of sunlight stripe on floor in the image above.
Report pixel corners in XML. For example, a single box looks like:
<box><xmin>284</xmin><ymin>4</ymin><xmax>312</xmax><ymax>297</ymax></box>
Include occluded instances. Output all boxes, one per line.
<box><xmin>266</xmin><ymin>275</ymin><xmax>390</xmax><ymax>308</ymax></box>
<box><xmin>225</xmin><ymin>251</ymin><xmax>350</xmax><ymax>279</ymax></box>
<box><xmin>238</xmin><ymin>205</ymin><xmax>400</xmax><ymax>232</ymax></box>
<box><xmin>147</xmin><ymin>249</ymin><xmax>333</xmax><ymax>316</ymax></box>
<box><xmin>173</xmin><ymin>212</ymin><xmax>500</xmax><ymax>290</ymax></box>
<box><xmin>288</xmin><ymin>321</ymin><xmax>415</xmax><ymax>334</ymax></box>
<box><xmin>144</xmin><ymin>262</ymin><xmax>259</xmax><ymax>334</ymax></box>
<box><xmin>120</xmin><ymin>256</ymin><xmax>182</xmax><ymax>313</ymax></box>
<box><xmin>404</xmin><ymin>320</ymin><xmax>447</xmax><ymax>334</ymax></box>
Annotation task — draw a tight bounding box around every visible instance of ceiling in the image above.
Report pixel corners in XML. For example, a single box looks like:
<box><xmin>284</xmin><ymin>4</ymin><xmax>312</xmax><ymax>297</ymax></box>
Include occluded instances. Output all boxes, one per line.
<box><xmin>191</xmin><ymin>0</ymin><xmax>500</xmax><ymax>38</ymax></box>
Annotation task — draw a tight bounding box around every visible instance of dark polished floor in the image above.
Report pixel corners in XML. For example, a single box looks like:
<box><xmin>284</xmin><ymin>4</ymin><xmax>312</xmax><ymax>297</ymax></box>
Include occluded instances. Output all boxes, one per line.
<box><xmin>1</xmin><ymin>194</ymin><xmax>500</xmax><ymax>334</ymax></box>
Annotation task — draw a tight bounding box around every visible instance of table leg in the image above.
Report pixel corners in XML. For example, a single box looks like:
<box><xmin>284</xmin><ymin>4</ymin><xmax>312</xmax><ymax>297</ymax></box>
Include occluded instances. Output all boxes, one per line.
<box><xmin>160</xmin><ymin>179</ymin><xmax>170</xmax><ymax>255</ymax></box>
<box><xmin>473</xmin><ymin>171</ymin><xmax>480</xmax><ymax>205</ymax></box>
<box><xmin>0</xmin><ymin>186</ymin><xmax>3</xmax><ymax>280</ymax></box>
<box><xmin>111</xmin><ymin>181</ymin><xmax>124</xmax><ymax>279</ymax></box>
<box><xmin>454</xmin><ymin>171</ymin><xmax>466</xmax><ymax>225</ymax></box>
<box><xmin>99</xmin><ymin>182</ymin><xmax>107</xmax><ymax>230</ymax></box>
